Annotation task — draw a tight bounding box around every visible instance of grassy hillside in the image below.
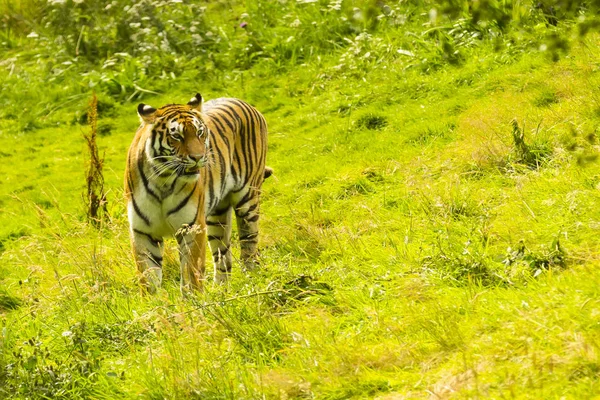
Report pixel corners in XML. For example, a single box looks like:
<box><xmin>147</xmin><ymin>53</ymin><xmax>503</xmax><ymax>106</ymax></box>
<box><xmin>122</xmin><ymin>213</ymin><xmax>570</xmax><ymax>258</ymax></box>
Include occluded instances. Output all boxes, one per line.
<box><xmin>2</xmin><ymin>0</ymin><xmax>600</xmax><ymax>398</ymax></box>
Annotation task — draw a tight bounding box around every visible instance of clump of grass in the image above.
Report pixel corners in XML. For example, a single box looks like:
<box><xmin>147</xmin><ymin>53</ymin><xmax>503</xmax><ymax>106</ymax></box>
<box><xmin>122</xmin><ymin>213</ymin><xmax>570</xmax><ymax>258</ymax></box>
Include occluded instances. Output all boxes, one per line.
<box><xmin>361</xmin><ymin>167</ymin><xmax>385</xmax><ymax>183</ymax></box>
<box><xmin>0</xmin><ymin>288</ymin><xmax>21</xmax><ymax>312</ymax></box>
<box><xmin>423</xmin><ymin>252</ymin><xmax>501</xmax><ymax>287</ymax></box>
<box><xmin>356</xmin><ymin>113</ymin><xmax>388</xmax><ymax>130</ymax></box>
<box><xmin>534</xmin><ymin>90</ymin><xmax>559</xmax><ymax>107</ymax></box>
<box><xmin>0</xmin><ymin>324</ymin><xmax>107</xmax><ymax>398</ymax></box>
<box><xmin>509</xmin><ymin>119</ymin><xmax>553</xmax><ymax>169</ymax></box>
<box><xmin>208</xmin><ymin>301</ymin><xmax>289</xmax><ymax>364</ymax></box>
<box><xmin>560</xmin><ymin>123</ymin><xmax>599</xmax><ymax>166</ymax></box>
<box><xmin>0</xmin><ymin>229</ymin><xmax>28</xmax><ymax>253</ymax></box>
<box><xmin>422</xmin><ymin>238</ymin><xmax>503</xmax><ymax>287</ymax></box>
<box><xmin>97</xmin><ymin>121</ymin><xmax>114</xmax><ymax>137</ymax></box>
<box><xmin>418</xmin><ymin>305</ymin><xmax>465</xmax><ymax>351</ymax></box>
<box><xmin>503</xmin><ymin>238</ymin><xmax>568</xmax><ymax>280</ymax></box>
<box><xmin>90</xmin><ymin>321</ymin><xmax>154</xmax><ymax>354</ymax></box>
<box><xmin>271</xmin><ymin>274</ymin><xmax>334</xmax><ymax>307</ymax></box>
<box><xmin>337</xmin><ymin>176</ymin><xmax>375</xmax><ymax>199</ymax></box>
<box><xmin>407</xmin><ymin>123</ymin><xmax>455</xmax><ymax>146</ymax></box>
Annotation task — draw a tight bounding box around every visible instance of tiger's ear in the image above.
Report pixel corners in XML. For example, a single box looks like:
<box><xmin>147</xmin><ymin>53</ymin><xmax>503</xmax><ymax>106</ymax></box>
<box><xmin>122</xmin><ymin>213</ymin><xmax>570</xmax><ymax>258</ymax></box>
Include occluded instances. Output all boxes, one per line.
<box><xmin>137</xmin><ymin>103</ymin><xmax>157</xmax><ymax>124</ymax></box>
<box><xmin>187</xmin><ymin>93</ymin><xmax>203</xmax><ymax>112</ymax></box>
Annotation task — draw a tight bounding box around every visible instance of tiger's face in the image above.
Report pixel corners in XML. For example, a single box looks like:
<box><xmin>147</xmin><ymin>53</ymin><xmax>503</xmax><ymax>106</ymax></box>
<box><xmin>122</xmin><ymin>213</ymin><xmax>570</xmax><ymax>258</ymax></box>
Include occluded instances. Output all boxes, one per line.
<box><xmin>137</xmin><ymin>94</ymin><xmax>209</xmax><ymax>180</ymax></box>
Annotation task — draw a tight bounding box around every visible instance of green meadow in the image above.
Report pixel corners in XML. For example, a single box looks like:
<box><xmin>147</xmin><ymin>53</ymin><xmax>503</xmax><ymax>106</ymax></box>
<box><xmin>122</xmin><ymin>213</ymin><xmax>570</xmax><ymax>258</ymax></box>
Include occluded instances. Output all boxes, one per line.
<box><xmin>2</xmin><ymin>1</ymin><xmax>600</xmax><ymax>398</ymax></box>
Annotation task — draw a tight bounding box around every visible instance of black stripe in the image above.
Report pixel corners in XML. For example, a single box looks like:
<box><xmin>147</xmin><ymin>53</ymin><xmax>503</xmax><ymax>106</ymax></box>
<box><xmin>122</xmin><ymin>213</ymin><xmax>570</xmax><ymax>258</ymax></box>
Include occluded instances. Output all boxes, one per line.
<box><xmin>148</xmin><ymin>254</ymin><xmax>163</xmax><ymax>264</ymax></box>
<box><xmin>133</xmin><ymin>229</ymin><xmax>163</xmax><ymax>245</ymax></box>
<box><xmin>187</xmin><ymin>207</ymin><xmax>199</xmax><ymax>227</ymax></box>
<box><xmin>246</xmin><ymin>214</ymin><xmax>259</xmax><ymax>223</ymax></box>
<box><xmin>138</xmin><ymin>156</ymin><xmax>161</xmax><ymax>202</ymax></box>
<box><xmin>233</xmin><ymin>103</ymin><xmax>250</xmax><ymax>180</ymax></box>
<box><xmin>206</xmin><ymin>220</ymin><xmax>224</xmax><ymax>226</ymax></box>
<box><xmin>167</xmin><ymin>172</ymin><xmax>179</xmax><ymax>194</ymax></box>
<box><xmin>216</xmin><ymin>103</ymin><xmax>248</xmax><ymax>182</ymax></box>
<box><xmin>213</xmin><ymin>247</ymin><xmax>230</xmax><ymax>256</ymax></box>
<box><xmin>131</xmin><ymin>197</ymin><xmax>151</xmax><ymax>225</ymax></box>
<box><xmin>207</xmin><ymin>235</ymin><xmax>223</xmax><ymax>242</ymax></box>
<box><xmin>207</xmin><ymin>115</ymin><xmax>237</xmax><ymax>189</ymax></box>
<box><xmin>232</xmin><ymin>100</ymin><xmax>256</xmax><ymax>172</ymax></box>
<box><xmin>211</xmin><ymin>137</ymin><xmax>228</xmax><ymax>196</ymax></box>
<box><xmin>239</xmin><ymin>232</ymin><xmax>258</xmax><ymax>241</ymax></box>
<box><xmin>207</xmin><ymin>165</ymin><xmax>215</xmax><ymax>211</ymax></box>
<box><xmin>209</xmin><ymin>118</ymin><xmax>233</xmax><ymax>157</ymax></box>
<box><xmin>248</xmin><ymin>107</ymin><xmax>262</xmax><ymax>165</ymax></box>
<box><xmin>235</xmin><ymin>191</ymin><xmax>252</xmax><ymax>208</ymax></box>
<box><xmin>231</xmin><ymin>150</ymin><xmax>242</xmax><ymax>187</ymax></box>
<box><xmin>208</xmin><ymin>114</ymin><xmax>227</xmax><ymax>137</ymax></box>
<box><xmin>150</xmin><ymin>128</ymin><xmax>157</xmax><ymax>151</ymax></box>
<box><xmin>167</xmin><ymin>182</ymin><xmax>198</xmax><ymax>216</ymax></box>
<box><xmin>208</xmin><ymin>110</ymin><xmax>235</xmax><ymax>133</ymax></box>
<box><xmin>212</xmin><ymin>207</ymin><xmax>230</xmax><ymax>216</ymax></box>
<box><xmin>250</xmin><ymin>107</ymin><xmax>267</xmax><ymax>165</ymax></box>
<box><xmin>127</xmin><ymin>167</ymin><xmax>135</xmax><ymax>194</ymax></box>
<box><xmin>175</xmin><ymin>180</ymin><xmax>188</xmax><ymax>195</ymax></box>
<box><xmin>236</xmin><ymin>203</ymin><xmax>258</xmax><ymax>219</ymax></box>
<box><xmin>212</xmin><ymin>105</ymin><xmax>240</xmax><ymax>129</ymax></box>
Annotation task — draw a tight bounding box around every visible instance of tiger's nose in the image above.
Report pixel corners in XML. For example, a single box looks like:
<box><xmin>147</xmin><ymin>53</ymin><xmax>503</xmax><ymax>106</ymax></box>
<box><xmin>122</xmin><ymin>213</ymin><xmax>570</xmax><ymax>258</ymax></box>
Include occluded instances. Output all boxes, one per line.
<box><xmin>188</xmin><ymin>154</ymin><xmax>205</xmax><ymax>166</ymax></box>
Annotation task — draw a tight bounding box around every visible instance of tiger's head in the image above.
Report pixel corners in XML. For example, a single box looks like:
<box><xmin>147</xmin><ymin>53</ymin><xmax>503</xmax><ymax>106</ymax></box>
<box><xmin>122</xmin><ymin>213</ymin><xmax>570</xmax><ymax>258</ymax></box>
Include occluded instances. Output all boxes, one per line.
<box><xmin>137</xmin><ymin>93</ymin><xmax>209</xmax><ymax>179</ymax></box>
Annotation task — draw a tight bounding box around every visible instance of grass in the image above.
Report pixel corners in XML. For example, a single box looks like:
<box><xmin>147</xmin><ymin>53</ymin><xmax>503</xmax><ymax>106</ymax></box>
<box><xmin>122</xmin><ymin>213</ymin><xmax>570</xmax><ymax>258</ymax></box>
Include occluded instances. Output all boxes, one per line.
<box><xmin>2</xmin><ymin>0</ymin><xmax>600</xmax><ymax>398</ymax></box>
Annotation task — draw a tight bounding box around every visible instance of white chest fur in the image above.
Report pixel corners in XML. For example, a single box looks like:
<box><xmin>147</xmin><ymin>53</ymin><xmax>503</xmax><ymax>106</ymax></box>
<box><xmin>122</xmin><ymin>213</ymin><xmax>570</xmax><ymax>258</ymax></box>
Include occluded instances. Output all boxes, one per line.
<box><xmin>128</xmin><ymin>176</ymin><xmax>201</xmax><ymax>238</ymax></box>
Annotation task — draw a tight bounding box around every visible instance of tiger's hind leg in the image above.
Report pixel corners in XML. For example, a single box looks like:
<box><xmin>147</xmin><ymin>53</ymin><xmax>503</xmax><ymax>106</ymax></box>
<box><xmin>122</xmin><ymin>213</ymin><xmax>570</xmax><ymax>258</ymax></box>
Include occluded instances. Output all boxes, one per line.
<box><xmin>232</xmin><ymin>187</ymin><xmax>262</xmax><ymax>271</ymax></box>
<box><xmin>207</xmin><ymin>204</ymin><xmax>233</xmax><ymax>283</ymax></box>
<box><xmin>131</xmin><ymin>230</ymin><xmax>164</xmax><ymax>294</ymax></box>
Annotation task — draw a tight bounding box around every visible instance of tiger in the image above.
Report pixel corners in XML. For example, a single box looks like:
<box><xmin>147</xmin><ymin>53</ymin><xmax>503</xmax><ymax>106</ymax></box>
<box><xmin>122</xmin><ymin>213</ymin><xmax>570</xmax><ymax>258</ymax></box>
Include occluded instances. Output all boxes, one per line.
<box><xmin>124</xmin><ymin>93</ymin><xmax>271</xmax><ymax>293</ymax></box>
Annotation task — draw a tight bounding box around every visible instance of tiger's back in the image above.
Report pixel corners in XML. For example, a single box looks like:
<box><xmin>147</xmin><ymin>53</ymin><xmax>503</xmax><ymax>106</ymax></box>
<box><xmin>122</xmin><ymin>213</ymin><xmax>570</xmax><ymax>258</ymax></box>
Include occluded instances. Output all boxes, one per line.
<box><xmin>201</xmin><ymin>98</ymin><xmax>268</xmax><ymax>215</ymax></box>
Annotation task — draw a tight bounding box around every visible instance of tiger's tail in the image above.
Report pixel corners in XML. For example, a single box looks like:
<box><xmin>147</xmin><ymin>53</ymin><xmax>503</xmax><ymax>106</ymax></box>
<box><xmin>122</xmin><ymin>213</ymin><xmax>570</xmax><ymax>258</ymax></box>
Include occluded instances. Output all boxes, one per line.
<box><xmin>264</xmin><ymin>166</ymin><xmax>274</xmax><ymax>179</ymax></box>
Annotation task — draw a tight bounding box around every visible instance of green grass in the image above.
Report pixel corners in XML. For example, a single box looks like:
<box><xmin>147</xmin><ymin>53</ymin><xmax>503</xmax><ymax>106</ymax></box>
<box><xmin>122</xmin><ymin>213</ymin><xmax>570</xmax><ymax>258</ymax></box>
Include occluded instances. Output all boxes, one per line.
<box><xmin>2</xmin><ymin>1</ymin><xmax>600</xmax><ymax>398</ymax></box>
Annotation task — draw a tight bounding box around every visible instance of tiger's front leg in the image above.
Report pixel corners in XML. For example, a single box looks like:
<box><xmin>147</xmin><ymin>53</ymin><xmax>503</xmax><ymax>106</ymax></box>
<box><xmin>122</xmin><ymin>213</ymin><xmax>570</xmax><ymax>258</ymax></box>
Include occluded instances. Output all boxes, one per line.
<box><xmin>131</xmin><ymin>230</ymin><xmax>164</xmax><ymax>294</ymax></box>
<box><xmin>176</xmin><ymin>222</ymin><xmax>207</xmax><ymax>293</ymax></box>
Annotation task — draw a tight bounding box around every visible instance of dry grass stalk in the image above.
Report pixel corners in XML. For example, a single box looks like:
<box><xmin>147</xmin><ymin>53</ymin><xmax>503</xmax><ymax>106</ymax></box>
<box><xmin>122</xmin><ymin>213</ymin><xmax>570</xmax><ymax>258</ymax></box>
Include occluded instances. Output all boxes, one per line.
<box><xmin>83</xmin><ymin>92</ymin><xmax>107</xmax><ymax>226</ymax></box>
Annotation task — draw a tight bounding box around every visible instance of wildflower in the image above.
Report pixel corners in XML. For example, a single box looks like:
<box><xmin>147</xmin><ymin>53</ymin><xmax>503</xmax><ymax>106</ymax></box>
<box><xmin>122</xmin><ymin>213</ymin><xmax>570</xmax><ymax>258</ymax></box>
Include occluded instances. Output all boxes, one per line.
<box><xmin>240</xmin><ymin>22</ymin><xmax>248</xmax><ymax>29</ymax></box>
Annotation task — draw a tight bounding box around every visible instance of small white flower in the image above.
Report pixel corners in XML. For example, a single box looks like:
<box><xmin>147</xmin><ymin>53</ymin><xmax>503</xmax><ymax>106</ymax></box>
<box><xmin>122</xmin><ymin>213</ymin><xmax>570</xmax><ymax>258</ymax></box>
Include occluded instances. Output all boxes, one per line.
<box><xmin>62</xmin><ymin>330</ymin><xmax>73</xmax><ymax>337</ymax></box>
<box><xmin>27</xmin><ymin>32</ymin><xmax>39</xmax><ymax>39</ymax></box>
<box><xmin>397</xmin><ymin>49</ymin><xmax>415</xmax><ymax>57</ymax></box>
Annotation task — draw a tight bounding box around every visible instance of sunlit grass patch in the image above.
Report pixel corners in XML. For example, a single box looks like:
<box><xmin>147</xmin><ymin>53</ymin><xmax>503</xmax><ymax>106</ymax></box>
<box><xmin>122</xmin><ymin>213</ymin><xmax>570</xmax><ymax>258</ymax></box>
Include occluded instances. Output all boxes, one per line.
<box><xmin>3</xmin><ymin>3</ymin><xmax>600</xmax><ymax>398</ymax></box>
